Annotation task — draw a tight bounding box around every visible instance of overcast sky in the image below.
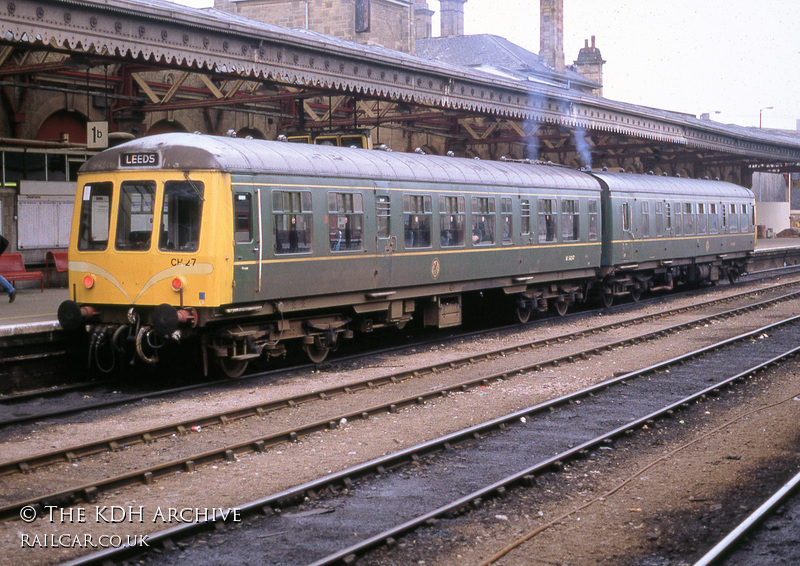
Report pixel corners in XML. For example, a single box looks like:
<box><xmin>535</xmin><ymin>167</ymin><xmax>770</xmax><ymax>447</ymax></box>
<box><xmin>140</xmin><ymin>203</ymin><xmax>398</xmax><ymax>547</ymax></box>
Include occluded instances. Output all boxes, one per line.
<box><xmin>173</xmin><ymin>0</ymin><xmax>800</xmax><ymax>131</ymax></box>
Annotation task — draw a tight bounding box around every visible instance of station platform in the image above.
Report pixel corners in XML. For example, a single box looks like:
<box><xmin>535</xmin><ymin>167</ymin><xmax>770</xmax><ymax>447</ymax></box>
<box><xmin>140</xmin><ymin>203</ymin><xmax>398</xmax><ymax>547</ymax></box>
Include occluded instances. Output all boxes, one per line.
<box><xmin>751</xmin><ymin>237</ymin><xmax>800</xmax><ymax>252</ymax></box>
<box><xmin>0</xmin><ymin>237</ymin><xmax>799</xmax><ymax>336</ymax></box>
<box><xmin>0</xmin><ymin>287</ymin><xmax>67</xmax><ymax>336</ymax></box>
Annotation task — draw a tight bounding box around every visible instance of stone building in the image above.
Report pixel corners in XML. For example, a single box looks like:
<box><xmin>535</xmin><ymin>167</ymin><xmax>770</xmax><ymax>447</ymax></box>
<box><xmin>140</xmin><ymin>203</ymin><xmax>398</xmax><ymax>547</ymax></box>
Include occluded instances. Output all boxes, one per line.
<box><xmin>540</xmin><ymin>0</ymin><xmax>565</xmax><ymax>72</ymax></box>
<box><xmin>573</xmin><ymin>36</ymin><xmax>605</xmax><ymax>97</ymax></box>
<box><xmin>213</xmin><ymin>0</ymin><xmax>604</xmax><ymax>95</ymax></box>
<box><xmin>214</xmin><ymin>0</ymin><xmax>416</xmax><ymax>53</ymax></box>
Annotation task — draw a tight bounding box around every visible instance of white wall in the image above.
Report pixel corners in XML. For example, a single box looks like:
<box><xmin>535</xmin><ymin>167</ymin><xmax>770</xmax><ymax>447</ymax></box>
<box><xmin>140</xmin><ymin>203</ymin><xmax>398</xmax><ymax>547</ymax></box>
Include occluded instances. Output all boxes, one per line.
<box><xmin>755</xmin><ymin>201</ymin><xmax>790</xmax><ymax>235</ymax></box>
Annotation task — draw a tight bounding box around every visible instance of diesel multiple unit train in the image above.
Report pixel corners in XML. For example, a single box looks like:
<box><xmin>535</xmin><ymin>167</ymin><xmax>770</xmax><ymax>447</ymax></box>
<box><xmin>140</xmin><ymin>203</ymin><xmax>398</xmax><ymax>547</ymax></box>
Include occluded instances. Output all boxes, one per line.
<box><xmin>57</xmin><ymin>133</ymin><xmax>756</xmax><ymax>377</ymax></box>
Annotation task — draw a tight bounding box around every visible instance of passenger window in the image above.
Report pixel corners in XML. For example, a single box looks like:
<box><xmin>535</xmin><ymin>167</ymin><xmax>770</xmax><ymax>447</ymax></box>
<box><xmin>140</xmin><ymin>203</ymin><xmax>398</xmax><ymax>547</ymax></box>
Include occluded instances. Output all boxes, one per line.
<box><xmin>501</xmin><ymin>198</ymin><xmax>513</xmax><ymax>245</ymax></box>
<box><xmin>588</xmin><ymin>200</ymin><xmax>598</xmax><ymax>241</ymax></box>
<box><xmin>471</xmin><ymin>196</ymin><xmax>496</xmax><ymax>246</ymax></box>
<box><xmin>234</xmin><ymin>193</ymin><xmax>253</xmax><ymax>243</ymax></box>
<box><xmin>741</xmin><ymin>204</ymin><xmax>750</xmax><ymax>232</ymax></box>
<box><xmin>329</xmin><ymin>192</ymin><xmax>364</xmax><ymax>252</ymax></box>
<box><xmin>440</xmin><ymin>195</ymin><xmax>465</xmax><ymax>247</ymax></box>
<box><xmin>403</xmin><ymin>194</ymin><xmax>432</xmax><ymax>248</ymax></box>
<box><xmin>697</xmin><ymin>203</ymin><xmax>706</xmax><ymax>235</ymax></box>
<box><xmin>538</xmin><ymin>198</ymin><xmax>557</xmax><ymax>243</ymax></box>
<box><xmin>561</xmin><ymin>199</ymin><xmax>579</xmax><ymax>241</ymax></box>
<box><xmin>376</xmin><ymin>196</ymin><xmax>391</xmax><ymax>239</ymax></box>
<box><xmin>674</xmin><ymin>203</ymin><xmax>682</xmax><ymax>235</ymax></box>
<box><xmin>77</xmin><ymin>182</ymin><xmax>112</xmax><ymax>251</ymax></box>
<box><xmin>273</xmin><ymin>190</ymin><xmax>313</xmax><ymax>254</ymax></box>
<box><xmin>159</xmin><ymin>180</ymin><xmax>204</xmax><ymax>252</ymax></box>
<box><xmin>116</xmin><ymin>180</ymin><xmax>155</xmax><ymax>251</ymax></box>
<box><xmin>729</xmin><ymin>204</ymin><xmax>738</xmax><ymax>233</ymax></box>
<box><xmin>709</xmin><ymin>203</ymin><xmax>719</xmax><ymax>234</ymax></box>
<box><xmin>641</xmin><ymin>201</ymin><xmax>650</xmax><ymax>238</ymax></box>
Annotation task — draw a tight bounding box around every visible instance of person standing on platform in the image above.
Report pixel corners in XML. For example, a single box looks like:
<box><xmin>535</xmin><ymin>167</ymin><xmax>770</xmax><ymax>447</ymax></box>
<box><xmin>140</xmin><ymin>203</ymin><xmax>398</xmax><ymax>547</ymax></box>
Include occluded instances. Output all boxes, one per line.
<box><xmin>0</xmin><ymin>235</ymin><xmax>15</xmax><ymax>302</ymax></box>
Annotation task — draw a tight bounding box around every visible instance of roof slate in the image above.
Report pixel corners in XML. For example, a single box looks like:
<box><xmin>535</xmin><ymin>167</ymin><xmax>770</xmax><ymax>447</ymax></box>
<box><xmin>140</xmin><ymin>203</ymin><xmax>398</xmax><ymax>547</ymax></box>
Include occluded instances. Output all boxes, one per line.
<box><xmin>416</xmin><ymin>34</ymin><xmax>599</xmax><ymax>90</ymax></box>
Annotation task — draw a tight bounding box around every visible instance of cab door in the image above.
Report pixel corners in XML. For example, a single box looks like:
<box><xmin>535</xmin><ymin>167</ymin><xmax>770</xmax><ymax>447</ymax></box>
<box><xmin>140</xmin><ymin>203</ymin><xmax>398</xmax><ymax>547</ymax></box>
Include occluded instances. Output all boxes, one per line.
<box><xmin>232</xmin><ymin>187</ymin><xmax>262</xmax><ymax>302</ymax></box>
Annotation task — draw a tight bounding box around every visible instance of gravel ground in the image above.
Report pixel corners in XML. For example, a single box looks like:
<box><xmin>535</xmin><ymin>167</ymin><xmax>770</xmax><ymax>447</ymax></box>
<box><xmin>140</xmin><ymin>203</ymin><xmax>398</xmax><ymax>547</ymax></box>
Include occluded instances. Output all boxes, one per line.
<box><xmin>2</xmin><ymin>281</ymin><xmax>800</xmax><ymax>565</ymax></box>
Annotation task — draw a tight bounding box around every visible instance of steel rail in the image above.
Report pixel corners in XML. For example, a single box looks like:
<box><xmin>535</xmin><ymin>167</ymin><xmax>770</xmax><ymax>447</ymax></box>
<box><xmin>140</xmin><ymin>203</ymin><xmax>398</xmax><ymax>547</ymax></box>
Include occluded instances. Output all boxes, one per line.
<box><xmin>56</xmin><ymin>321</ymin><xmax>800</xmax><ymax>566</ymax></box>
<box><xmin>692</xmin><ymin>469</ymin><xmax>800</xmax><ymax>566</ymax></box>
<box><xmin>2</xmin><ymin>286</ymin><xmax>799</xmax><ymax>481</ymax></box>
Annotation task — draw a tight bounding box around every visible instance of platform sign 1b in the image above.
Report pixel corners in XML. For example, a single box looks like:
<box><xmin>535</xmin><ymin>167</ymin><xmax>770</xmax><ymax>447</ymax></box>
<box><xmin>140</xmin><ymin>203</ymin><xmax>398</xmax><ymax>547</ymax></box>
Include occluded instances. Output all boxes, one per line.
<box><xmin>87</xmin><ymin>121</ymin><xmax>108</xmax><ymax>149</ymax></box>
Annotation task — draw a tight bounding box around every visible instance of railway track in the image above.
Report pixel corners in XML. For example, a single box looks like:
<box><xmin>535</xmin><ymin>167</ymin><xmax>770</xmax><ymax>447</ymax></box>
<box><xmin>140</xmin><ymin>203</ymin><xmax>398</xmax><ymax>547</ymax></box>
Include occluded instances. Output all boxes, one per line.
<box><xmin>3</xmin><ymin>276</ymin><xmax>800</xmax><ymax>430</ymax></box>
<box><xmin>1</xmin><ymin>266</ymin><xmax>798</xmax><ymax>400</ymax></box>
<box><xmin>2</xmin><ymin>282</ymin><xmax>800</xmax><ymax>489</ymax></box>
<box><xmin>50</xmin><ymin>314</ymin><xmax>800</xmax><ymax>565</ymax></box>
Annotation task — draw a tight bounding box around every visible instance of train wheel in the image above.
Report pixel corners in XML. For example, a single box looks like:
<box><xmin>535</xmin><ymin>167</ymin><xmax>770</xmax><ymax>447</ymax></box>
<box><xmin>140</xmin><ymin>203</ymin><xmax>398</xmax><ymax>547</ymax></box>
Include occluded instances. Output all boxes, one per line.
<box><xmin>215</xmin><ymin>357</ymin><xmax>249</xmax><ymax>379</ymax></box>
<box><xmin>554</xmin><ymin>300</ymin><xmax>568</xmax><ymax>317</ymax></box>
<box><xmin>303</xmin><ymin>342</ymin><xmax>330</xmax><ymax>364</ymax></box>
<box><xmin>515</xmin><ymin>306</ymin><xmax>532</xmax><ymax>324</ymax></box>
<box><xmin>601</xmin><ymin>292</ymin><xmax>614</xmax><ymax>309</ymax></box>
<box><xmin>629</xmin><ymin>287</ymin><xmax>641</xmax><ymax>302</ymax></box>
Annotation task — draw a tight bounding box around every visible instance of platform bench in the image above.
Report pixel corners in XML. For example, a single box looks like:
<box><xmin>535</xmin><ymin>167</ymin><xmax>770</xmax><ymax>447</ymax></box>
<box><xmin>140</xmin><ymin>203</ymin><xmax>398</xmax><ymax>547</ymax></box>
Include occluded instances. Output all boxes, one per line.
<box><xmin>45</xmin><ymin>250</ymin><xmax>68</xmax><ymax>288</ymax></box>
<box><xmin>0</xmin><ymin>252</ymin><xmax>44</xmax><ymax>292</ymax></box>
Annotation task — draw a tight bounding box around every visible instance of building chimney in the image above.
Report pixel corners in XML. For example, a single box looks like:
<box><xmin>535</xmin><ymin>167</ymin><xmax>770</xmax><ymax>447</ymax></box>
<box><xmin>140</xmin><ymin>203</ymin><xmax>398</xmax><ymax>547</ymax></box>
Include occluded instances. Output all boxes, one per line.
<box><xmin>440</xmin><ymin>0</ymin><xmax>467</xmax><ymax>37</ymax></box>
<box><xmin>574</xmin><ymin>35</ymin><xmax>605</xmax><ymax>96</ymax></box>
<box><xmin>414</xmin><ymin>0</ymin><xmax>434</xmax><ymax>40</ymax></box>
<box><xmin>540</xmin><ymin>0</ymin><xmax>565</xmax><ymax>72</ymax></box>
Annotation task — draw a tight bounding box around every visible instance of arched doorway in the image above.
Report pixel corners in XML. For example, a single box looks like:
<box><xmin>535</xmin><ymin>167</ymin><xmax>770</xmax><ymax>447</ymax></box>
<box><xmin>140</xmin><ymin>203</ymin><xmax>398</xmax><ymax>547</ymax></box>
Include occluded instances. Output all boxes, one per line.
<box><xmin>146</xmin><ymin>120</ymin><xmax>187</xmax><ymax>136</ymax></box>
<box><xmin>35</xmin><ymin>110</ymin><xmax>87</xmax><ymax>144</ymax></box>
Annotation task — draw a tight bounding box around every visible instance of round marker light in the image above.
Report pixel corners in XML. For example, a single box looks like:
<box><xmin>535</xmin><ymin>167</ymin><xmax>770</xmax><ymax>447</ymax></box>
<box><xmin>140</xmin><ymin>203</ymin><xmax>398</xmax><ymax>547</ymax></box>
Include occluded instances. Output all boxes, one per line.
<box><xmin>83</xmin><ymin>275</ymin><xmax>94</xmax><ymax>289</ymax></box>
<box><xmin>171</xmin><ymin>277</ymin><xmax>185</xmax><ymax>292</ymax></box>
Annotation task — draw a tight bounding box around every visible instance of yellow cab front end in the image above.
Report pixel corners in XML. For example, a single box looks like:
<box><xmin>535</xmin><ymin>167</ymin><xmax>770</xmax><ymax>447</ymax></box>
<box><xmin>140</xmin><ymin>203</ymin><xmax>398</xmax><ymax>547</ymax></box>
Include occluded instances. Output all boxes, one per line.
<box><xmin>58</xmin><ymin>166</ymin><xmax>234</xmax><ymax>362</ymax></box>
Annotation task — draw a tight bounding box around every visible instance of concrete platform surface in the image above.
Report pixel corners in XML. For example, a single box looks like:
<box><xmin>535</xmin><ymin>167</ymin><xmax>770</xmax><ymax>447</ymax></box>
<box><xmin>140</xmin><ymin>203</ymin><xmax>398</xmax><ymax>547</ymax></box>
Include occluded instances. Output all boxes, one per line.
<box><xmin>0</xmin><ymin>287</ymin><xmax>67</xmax><ymax>334</ymax></box>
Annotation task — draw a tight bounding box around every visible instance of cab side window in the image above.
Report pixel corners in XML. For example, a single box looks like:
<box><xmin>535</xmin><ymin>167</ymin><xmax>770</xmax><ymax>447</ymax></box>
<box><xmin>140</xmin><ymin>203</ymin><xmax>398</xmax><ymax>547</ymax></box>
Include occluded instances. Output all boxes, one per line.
<box><xmin>234</xmin><ymin>193</ymin><xmax>253</xmax><ymax>243</ymax></box>
<box><xmin>77</xmin><ymin>182</ymin><xmax>112</xmax><ymax>251</ymax></box>
<box><xmin>116</xmin><ymin>180</ymin><xmax>155</xmax><ymax>251</ymax></box>
<box><xmin>159</xmin><ymin>180</ymin><xmax>204</xmax><ymax>252</ymax></box>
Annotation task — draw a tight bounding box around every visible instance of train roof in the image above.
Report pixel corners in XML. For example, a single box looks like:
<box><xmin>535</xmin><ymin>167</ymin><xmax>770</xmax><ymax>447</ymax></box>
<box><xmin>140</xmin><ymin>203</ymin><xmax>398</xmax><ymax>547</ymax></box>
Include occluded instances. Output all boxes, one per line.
<box><xmin>590</xmin><ymin>170</ymin><xmax>754</xmax><ymax>199</ymax></box>
<box><xmin>80</xmin><ymin>133</ymin><xmax>600</xmax><ymax>192</ymax></box>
